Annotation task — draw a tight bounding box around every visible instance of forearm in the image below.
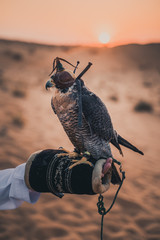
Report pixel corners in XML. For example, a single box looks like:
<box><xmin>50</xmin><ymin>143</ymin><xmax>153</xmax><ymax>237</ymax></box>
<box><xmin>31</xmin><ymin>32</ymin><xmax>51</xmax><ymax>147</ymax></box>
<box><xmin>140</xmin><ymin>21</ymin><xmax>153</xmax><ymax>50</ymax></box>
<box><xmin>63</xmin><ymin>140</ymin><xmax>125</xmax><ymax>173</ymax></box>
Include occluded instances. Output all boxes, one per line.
<box><xmin>0</xmin><ymin>163</ymin><xmax>40</xmax><ymax>210</ymax></box>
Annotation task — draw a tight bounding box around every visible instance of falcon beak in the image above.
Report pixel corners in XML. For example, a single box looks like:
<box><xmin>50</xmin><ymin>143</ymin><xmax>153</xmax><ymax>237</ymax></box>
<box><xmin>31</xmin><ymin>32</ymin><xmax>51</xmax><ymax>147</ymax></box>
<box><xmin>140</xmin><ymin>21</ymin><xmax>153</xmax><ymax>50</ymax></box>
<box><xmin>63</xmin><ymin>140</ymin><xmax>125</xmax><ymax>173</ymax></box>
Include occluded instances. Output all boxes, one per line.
<box><xmin>45</xmin><ymin>78</ymin><xmax>55</xmax><ymax>90</ymax></box>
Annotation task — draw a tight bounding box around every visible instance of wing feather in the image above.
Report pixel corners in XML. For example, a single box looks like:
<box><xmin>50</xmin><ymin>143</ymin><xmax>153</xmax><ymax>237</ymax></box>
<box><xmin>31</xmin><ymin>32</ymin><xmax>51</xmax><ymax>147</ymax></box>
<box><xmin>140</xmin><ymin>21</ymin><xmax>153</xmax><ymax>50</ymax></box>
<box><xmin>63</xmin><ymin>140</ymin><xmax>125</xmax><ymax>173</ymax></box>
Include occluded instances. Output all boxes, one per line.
<box><xmin>82</xmin><ymin>88</ymin><xmax>114</xmax><ymax>141</ymax></box>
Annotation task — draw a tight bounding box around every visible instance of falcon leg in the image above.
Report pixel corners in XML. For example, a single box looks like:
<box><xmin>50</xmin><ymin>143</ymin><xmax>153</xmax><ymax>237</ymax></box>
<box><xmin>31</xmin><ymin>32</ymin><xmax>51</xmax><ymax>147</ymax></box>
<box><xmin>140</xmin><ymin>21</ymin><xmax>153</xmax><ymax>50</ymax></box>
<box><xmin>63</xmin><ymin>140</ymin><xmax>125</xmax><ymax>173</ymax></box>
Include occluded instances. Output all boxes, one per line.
<box><xmin>57</xmin><ymin>147</ymin><xmax>80</xmax><ymax>158</ymax></box>
<box><xmin>69</xmin><ymin>152</ymin><xmax>93</xmax><ymax>170</ymax></box>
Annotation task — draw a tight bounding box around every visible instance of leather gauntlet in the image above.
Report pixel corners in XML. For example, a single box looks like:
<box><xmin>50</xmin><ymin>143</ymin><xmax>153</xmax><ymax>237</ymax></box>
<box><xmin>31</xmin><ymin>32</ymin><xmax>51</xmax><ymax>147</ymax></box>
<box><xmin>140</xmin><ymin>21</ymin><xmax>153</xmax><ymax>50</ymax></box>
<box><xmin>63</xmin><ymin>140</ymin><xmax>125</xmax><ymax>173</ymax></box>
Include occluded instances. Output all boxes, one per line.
<box><xmin>25</xmin><ymin>149</ymin><xmax>121</xmax><ymax>198</ymax></box>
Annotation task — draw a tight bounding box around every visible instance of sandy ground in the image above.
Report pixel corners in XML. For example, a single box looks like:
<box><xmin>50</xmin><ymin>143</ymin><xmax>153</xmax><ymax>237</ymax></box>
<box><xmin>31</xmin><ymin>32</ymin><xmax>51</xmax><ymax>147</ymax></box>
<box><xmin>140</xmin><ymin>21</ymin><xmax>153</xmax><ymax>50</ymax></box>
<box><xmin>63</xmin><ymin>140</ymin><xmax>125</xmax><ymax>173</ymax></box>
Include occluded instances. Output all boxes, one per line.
<box><xmin>0</xmin><ymin>40</ymin><xmax>160</xmax><ymax>240</ymax></box>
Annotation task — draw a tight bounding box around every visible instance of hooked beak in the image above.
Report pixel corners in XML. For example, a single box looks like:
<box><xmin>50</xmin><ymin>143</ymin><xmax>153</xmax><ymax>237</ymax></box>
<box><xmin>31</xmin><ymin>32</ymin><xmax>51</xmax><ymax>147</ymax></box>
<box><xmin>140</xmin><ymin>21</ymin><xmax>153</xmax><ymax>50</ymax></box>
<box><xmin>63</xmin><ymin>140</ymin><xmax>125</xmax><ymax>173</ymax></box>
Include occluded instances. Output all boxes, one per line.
<box><xmin>45</xmin><ymin>78</ymin><xmax>55</xmax><ymax>90</ymax></box>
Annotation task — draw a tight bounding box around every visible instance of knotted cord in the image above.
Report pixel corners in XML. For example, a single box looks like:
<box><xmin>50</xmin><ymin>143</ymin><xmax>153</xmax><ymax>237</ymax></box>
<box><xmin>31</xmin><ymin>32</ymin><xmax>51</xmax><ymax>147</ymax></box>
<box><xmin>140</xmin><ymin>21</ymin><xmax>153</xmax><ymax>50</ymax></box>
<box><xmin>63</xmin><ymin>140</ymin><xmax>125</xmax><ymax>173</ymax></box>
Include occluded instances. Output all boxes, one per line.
<box><xmin>97</xmin><ymin>159</ymin><xmax>126</xmax><ymax>240</ymax></box>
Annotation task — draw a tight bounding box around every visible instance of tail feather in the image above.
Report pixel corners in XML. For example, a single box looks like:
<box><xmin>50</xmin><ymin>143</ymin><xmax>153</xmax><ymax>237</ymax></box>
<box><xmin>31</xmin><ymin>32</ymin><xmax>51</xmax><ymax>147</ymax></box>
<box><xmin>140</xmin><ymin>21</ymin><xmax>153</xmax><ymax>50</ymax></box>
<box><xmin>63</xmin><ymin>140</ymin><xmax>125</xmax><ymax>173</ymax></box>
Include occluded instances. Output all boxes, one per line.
<box><xmin>110</xmin><ymin>138</ymin><xmax>124</xmax><ymax>156</ymax></box>
<box><xmin>117</xmin><ymin>134</ymin><xmax>144</xmax><ymax>155</ymax></box>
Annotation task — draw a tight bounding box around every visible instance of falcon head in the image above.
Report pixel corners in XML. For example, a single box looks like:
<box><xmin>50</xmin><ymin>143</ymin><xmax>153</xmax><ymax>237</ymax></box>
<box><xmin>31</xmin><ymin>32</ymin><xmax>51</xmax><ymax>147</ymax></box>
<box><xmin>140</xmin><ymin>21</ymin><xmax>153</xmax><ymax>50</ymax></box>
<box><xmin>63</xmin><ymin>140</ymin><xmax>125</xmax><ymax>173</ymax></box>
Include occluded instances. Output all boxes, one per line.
<box><xmin>46</xmin><ymin>70</ymin><xmax>76</xmax><ymax>90</ymax></box>
<box><xmin>46</xmin><ymin>57</ymin><xmax>78</xmax><ymax>90</ymax></box>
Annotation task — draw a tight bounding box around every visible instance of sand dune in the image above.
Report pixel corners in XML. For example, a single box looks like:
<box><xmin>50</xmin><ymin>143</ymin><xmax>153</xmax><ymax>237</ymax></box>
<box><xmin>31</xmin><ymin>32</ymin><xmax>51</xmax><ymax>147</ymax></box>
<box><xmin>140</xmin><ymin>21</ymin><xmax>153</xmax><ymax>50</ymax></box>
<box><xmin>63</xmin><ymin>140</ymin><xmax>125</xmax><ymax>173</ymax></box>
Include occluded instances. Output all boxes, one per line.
<box><xmin>0</xmin><ymin>39</ymin><xmax>160</xmax><ymax>240</ymax></box>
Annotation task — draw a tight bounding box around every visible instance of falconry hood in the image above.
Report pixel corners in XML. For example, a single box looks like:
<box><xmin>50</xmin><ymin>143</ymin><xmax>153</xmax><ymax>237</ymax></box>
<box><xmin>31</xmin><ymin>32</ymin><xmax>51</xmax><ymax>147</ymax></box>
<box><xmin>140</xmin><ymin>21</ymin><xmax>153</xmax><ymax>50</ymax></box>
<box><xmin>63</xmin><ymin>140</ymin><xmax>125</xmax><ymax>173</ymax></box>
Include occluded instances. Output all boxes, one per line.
<box><xmin>46</xmin><ymin>57</ymin><xmax>79</xmax><ymax>90</ymax></box>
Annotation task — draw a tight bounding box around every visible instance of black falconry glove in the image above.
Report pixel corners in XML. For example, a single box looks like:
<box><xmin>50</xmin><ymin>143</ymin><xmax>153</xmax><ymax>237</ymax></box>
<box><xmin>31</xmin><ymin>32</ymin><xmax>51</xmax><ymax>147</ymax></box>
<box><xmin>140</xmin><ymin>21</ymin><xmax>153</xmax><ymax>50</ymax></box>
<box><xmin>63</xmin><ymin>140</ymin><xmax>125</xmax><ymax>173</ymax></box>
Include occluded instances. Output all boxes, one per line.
<box><xmin>25</xmin><ymin>149</ymin><xmax>121</xmax><ymax>198</ymax></box>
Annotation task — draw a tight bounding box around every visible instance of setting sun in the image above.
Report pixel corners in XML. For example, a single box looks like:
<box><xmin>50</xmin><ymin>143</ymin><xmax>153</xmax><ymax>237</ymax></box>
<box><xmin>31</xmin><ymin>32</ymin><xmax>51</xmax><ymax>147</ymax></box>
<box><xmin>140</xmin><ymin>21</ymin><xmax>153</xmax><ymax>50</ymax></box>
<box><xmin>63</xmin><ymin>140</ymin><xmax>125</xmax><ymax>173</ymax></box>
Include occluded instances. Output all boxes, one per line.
<box><xmin>98</xmin><ymin>32</ymin><xmax>110</xmax><ymax>44</ymax></box>
<box><xmin>0</xmin><ymin>1</ymin><xmax>160</xmax><ymax>46</ymax></box>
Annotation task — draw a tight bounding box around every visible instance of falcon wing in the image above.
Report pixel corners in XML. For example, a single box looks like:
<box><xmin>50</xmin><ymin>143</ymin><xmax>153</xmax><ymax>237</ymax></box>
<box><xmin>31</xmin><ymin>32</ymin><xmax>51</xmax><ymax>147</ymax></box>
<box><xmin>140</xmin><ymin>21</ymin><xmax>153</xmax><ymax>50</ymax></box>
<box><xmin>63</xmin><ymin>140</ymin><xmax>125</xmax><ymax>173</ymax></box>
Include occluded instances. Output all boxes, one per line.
<box><xmin>81</xmin><ymin>87</ymin><xmax>143</xmax><ymax>156</ymax></box>
<box><xmin>82</xmin><ymin>87</ymin><xmax>123</xmax><ymax>155</ymax></box>
<box><xmin>82</xmin><ymin>88</ymin><xmax>114</xmax><ymax>141</ymax></box>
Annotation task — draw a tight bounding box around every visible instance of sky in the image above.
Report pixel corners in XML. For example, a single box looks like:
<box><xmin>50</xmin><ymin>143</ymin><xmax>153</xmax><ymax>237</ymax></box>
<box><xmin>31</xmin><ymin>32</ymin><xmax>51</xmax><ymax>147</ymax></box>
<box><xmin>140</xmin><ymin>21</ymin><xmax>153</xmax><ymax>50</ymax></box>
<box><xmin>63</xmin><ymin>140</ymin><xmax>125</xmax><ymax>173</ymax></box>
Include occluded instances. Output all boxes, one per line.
<box><xmin>0</xmin><ymin>0</ymin><xmax>160</xmax><ymax>47</ymax></box>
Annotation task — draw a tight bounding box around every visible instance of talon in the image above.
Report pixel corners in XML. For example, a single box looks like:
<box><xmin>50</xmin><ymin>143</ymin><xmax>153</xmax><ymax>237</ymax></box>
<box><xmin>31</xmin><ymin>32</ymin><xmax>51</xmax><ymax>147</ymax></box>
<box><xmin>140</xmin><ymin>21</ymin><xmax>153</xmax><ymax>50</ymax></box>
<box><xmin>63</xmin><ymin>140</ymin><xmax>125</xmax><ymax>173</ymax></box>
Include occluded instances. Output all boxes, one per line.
<box><xmin>57</xmin><ymin>151</ymin><xmax>80</xmax><ymax>159</ymax></box>
<box><xmin>71</xmin><ymin>159</ymin><xmax>79</xmax><ymax>163</ymax></box>
<box><xmin>68</xmin><ymin>152</ymin><xmax>93</xmax><ymax>170</ymax></box>
<box><xmin>68</xmin><ymin>152</ymin><xmax>80</xmax><ymax>158</ymax></box>
<box><xmin>58</xmin><ymin>147</ymin><xmax>69</xmax><ymax>153</ymax></box>
<box><xmin>56</xmin><ymin>153</ymin><xmax>69</xmax><ymax>158</ymax></box>
<box><xmin>59</xmin><ymin>146</ymin><xmax>64</xmax><ymax>150</ymax></box>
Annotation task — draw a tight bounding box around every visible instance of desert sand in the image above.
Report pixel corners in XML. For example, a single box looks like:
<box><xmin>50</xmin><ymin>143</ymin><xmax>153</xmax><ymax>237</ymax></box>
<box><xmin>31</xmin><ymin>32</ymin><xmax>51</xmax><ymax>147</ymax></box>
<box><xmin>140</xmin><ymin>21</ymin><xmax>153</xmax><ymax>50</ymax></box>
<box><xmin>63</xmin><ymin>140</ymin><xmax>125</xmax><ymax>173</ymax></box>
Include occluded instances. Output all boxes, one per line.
<box><xmin>0</xmin><ymin>39</ymin><xmax>160</xmax><ymax>240</ymax></box>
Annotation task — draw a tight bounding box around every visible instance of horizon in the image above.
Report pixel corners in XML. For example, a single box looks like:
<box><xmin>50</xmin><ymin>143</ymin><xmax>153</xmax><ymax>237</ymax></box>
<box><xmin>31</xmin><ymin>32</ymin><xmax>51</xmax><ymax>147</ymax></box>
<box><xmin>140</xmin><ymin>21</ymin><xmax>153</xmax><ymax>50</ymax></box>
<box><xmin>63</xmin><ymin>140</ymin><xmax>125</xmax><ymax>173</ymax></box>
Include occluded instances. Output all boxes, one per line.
<box><xmin>1</xmin><ymin>37</ymin><xmax>160</xmax><ymax>49</ymax></box>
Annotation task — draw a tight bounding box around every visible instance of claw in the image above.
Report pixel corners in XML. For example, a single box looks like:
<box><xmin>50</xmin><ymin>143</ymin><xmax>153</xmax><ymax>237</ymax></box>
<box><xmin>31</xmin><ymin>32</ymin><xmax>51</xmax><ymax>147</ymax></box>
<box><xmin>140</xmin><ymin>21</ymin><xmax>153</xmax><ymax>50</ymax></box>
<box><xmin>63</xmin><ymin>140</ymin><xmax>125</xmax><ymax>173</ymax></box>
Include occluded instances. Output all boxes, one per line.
<box><xmin>58</xmin><ymin>147</ymin><xmax>69</xmax><ymax>153</ymax></box>
<box><xmin>68</xmin><ymin>151</ymin><xmax>93</xmax><ymax>170</ymax></box>
<box><xmin>57</xmin><ymin>151</ymin><xmax>80</xmax><ymax>159</ymax></box>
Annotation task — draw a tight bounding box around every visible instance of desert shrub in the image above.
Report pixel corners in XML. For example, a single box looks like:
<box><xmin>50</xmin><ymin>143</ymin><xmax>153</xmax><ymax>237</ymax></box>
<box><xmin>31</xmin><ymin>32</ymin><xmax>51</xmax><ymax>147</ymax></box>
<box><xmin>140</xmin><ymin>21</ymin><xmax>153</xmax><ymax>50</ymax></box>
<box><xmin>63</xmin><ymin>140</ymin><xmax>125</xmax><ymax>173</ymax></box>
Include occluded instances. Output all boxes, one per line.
<box><xmin>12</xmin><ymin>53</ymin><xmax>23</xmax><ymax>61</ymax></box>
<box><xmin>143</xmin><ymin>81</ymin><xmax>152</xmax><ymax>88</ymax></box>
<box><xmin>134</xmin><ymin>100</ymin><xmax>153</xmax><ymax>113</ymax></box>
<box><xmin>109</xmin><ymin>95</ymin><xmax>118</xmax><ymax>101</ymax></box>
<box><xmin>0</xmin><ymin>126</ymin><xmax>7</xmax><ymax>137</ymax></box>
<box><xmin>3</xmin><ymin>50</ymin><xmax>23</xmax><ymax>61</ymax></box>
<box><xmin>12</xmin><ymin>89</ymin><xmax>26</xmax><ymax>98</ymax></box>
<box><xmin>12</xmin><ymin>114</ymin><xmax>25</xmax><ymax>128</ymax></box>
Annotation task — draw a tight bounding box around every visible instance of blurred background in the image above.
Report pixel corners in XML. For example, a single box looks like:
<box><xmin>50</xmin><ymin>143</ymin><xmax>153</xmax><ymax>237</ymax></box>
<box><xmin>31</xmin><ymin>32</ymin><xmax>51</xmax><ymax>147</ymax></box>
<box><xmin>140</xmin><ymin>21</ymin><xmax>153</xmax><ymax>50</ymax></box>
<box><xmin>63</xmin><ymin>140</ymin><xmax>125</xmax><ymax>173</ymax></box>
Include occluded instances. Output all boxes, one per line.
<box><xmin>0</xmin><ymin>0</ymin><xmax>160</xmax><ymax>239</ymax></box>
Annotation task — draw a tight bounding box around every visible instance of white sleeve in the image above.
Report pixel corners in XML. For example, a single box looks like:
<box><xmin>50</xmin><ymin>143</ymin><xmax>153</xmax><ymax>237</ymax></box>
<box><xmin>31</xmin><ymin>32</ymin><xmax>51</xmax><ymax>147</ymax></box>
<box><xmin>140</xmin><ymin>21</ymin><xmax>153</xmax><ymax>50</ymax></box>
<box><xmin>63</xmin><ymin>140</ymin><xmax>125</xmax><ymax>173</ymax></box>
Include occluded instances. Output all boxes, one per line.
<box><xmin>0</xmin><ymin>163</ymin><xmax>40</xmax><ymax>210</ymax></box>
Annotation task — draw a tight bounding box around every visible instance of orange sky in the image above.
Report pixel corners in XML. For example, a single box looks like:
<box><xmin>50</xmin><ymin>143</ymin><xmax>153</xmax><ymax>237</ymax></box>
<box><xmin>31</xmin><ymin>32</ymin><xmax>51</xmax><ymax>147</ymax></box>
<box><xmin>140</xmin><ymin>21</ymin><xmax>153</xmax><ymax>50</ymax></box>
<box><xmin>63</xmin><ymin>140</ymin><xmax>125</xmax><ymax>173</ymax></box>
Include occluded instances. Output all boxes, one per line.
<box><xmin>0</xmin><ymin>0</ymin><xmax>160</xmax><ymax>46</ymax></box>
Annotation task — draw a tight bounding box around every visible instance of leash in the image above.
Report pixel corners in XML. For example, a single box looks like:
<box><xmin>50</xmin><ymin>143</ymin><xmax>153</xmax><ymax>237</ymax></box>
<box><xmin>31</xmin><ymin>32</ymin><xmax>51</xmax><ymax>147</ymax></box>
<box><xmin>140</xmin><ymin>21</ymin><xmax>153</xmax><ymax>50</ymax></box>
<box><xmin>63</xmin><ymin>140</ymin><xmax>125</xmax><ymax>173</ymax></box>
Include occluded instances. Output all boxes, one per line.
<box><xmin>97</xmin><ymin>159</ymin><xmax>126</xmax><ymax>240</ymax></box>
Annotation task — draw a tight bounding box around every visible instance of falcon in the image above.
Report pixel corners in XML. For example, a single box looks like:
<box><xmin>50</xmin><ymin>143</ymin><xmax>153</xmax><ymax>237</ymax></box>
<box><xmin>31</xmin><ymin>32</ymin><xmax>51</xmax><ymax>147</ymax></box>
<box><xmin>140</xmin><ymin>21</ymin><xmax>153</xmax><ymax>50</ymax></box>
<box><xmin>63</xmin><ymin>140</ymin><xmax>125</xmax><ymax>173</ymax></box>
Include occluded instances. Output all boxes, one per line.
<box><xmin>46</xmin><ymin>58</ymin><xmax>143</xmax><ymax>182</ymax></box>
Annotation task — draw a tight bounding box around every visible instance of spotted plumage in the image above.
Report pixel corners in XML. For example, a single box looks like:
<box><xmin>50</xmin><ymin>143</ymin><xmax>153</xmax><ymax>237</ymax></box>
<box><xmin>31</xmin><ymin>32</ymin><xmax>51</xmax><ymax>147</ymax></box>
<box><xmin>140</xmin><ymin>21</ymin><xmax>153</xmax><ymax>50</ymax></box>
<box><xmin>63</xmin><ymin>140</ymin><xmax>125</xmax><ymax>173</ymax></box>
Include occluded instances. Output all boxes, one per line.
<box><xmin>46</xmin><ymin>58</ymin><xmax>143</xmax><ymax>184</ymax></box>
<box><xmin>52</xmin><ymin>80</ymin><xmax>115</xmax><ymax>160</ymax></box>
